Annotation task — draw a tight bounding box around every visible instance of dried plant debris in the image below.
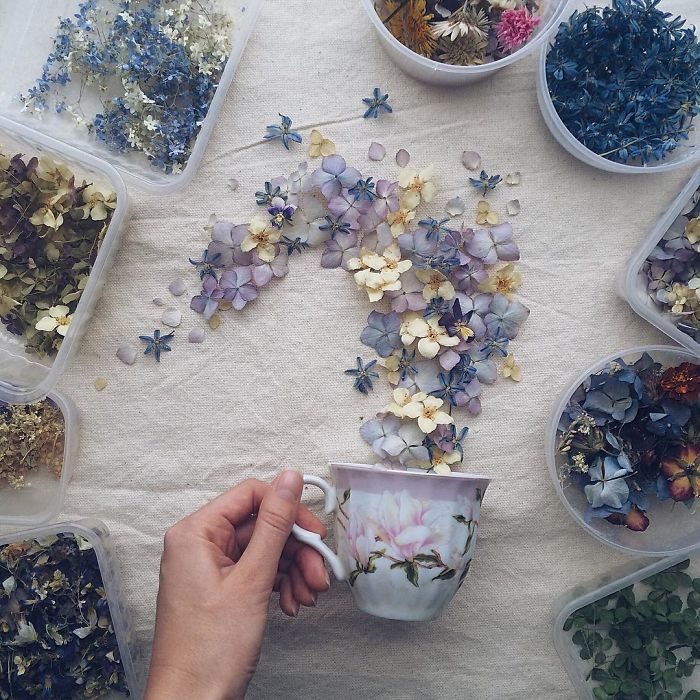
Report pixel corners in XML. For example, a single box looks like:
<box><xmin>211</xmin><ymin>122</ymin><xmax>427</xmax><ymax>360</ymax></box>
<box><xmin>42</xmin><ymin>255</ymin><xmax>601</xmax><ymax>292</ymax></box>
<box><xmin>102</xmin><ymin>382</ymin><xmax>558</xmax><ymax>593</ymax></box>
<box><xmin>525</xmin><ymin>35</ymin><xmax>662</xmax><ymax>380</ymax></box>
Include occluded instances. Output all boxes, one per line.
<box><xmin>0</xmin><ymin>151</ymin><xmax>116</xmax><ymax>358</ymax></box>
<box><xmin>0</xmin><ymin>398</ymin><xmax>64</xmax><ymax>489</ymax></box>
<box><xmin>0</xmin><ymin>532</ymin><xmax>130</xmax><ymax>698</ymax></box>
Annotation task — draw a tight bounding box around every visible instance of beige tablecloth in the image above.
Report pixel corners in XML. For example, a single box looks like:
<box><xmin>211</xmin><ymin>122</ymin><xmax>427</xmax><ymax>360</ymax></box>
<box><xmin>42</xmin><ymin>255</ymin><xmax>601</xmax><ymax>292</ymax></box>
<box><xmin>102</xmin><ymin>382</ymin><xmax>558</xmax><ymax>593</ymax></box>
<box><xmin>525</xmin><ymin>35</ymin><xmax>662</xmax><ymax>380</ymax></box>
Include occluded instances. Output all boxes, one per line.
<box><xmin>43</xmin><ymin>0</ymin><xmax>700</xmax><ymax>697</ymax></box>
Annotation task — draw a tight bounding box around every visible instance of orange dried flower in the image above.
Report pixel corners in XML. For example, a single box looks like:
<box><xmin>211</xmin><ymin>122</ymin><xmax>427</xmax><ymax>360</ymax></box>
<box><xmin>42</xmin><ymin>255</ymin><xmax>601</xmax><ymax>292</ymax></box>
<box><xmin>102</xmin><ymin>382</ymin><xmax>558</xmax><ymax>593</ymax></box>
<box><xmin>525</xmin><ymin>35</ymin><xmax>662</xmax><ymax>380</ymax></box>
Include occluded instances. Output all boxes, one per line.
<box><xmin>660</xmin><ymin>444</ymin><xmax>700</xmax><ymax>502</ymax></box>
<box><xmin>385</xmin><ymin>0</ymin><xmax>437</xmax><ymax>57</ymax></box>
<box><xmin>660</xmin><ymin>362</ymin><xmax>700</xmax><ymax>402</ymax></box>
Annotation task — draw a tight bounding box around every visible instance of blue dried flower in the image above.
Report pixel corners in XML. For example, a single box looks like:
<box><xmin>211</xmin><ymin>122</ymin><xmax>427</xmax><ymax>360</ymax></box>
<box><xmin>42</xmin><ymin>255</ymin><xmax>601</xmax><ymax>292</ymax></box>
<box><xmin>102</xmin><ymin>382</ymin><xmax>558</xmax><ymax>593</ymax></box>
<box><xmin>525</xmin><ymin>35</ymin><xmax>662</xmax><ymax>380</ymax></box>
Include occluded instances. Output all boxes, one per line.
<box><xmin>362</xmin><ymin>87</ymin><xmax>392</xmax><ymax>119</ymax></box>
<box><xmin>280</xmin><ymin>235</ymin><xmax>309</xmax><ymax>255</ymax></box>
<box><xmin>256</xmin><ymin>182</ymin><xmax>287</xmax><ymax>206</ymax></box>
<box><xmin>469</xmin><ymin>170</ymin><xmax>503</xmax><ymax>196</ymax></box>
<box><xmin>349</xmin><ymin>177</ymin><xmax>377</xmax><ymax>202</ymax></box>
<box><xmin>345</xmin><ymin>356</ymin><xmax>379</xmax><ymax>394</ymax></box>
<box><xmin>360</xmin><ymin>310</ymin><xmax>401</xmax><ymax>357</ymax></box>
<box><xmin>264</xmin><ymin>114</ymin><xmax>302</xmax><ymax>150</ymax></box>
<box><xmin>139</xmin><ymin>329</ymin><xmax>174</xmax><ymax>362</ymax></box>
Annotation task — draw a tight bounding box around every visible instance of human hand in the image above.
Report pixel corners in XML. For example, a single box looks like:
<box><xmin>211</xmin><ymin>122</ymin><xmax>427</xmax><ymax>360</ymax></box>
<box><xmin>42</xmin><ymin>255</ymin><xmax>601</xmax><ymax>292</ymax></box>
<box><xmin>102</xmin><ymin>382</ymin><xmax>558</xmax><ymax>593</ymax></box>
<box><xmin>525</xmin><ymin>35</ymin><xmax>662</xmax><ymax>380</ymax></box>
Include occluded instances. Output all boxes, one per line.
<box><xmin>144</xmin><ymin>470</ymin><xmax>330</xmax><ymax>700</ymax></box>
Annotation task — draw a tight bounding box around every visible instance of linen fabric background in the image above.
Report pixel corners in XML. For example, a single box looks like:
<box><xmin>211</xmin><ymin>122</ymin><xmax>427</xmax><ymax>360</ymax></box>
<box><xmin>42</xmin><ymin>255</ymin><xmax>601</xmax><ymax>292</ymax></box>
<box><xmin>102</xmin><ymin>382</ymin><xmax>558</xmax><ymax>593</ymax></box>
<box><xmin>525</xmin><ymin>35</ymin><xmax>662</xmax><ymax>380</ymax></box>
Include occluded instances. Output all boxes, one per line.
<box><xmin>10</xmin><ymin>0</ymin><xmax>700</xmax><ymax>697</ymax></box>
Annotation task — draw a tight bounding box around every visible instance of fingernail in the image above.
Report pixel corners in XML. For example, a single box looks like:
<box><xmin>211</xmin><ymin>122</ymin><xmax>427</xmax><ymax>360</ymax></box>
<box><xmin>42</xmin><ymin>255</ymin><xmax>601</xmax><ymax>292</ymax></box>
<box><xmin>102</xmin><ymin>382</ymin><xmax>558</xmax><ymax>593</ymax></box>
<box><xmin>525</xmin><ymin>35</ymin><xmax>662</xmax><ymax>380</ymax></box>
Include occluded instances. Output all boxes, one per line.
<box><xmin>292</xmin><ymin>604</ymin><xmax>300</xmax><ymax>617</ymax></box>
<box><xmin>310</xmin><ymin>594</ymin><xmax>318</xmax><ymax>607</ymax></box>
<box><xmin>274</xmin><ymin>469</ymin><xmax>302</xmax><ymax>502</ymax></box>
<box><xmin>324</xmin><ymin>570</ymin><xmax>331</xmax><ymax>587</ymax></box>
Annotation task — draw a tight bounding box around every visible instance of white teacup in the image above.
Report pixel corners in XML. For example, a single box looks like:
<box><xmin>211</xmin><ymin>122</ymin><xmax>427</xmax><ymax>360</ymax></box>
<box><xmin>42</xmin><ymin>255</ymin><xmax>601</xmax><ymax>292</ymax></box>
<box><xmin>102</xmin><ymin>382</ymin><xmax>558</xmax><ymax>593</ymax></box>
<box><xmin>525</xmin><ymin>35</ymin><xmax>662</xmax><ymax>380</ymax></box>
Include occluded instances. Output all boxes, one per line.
<box><xmin>293</xmin><ymin>462</ymin><xmax>491</xmax><ymax>621</ymax></box>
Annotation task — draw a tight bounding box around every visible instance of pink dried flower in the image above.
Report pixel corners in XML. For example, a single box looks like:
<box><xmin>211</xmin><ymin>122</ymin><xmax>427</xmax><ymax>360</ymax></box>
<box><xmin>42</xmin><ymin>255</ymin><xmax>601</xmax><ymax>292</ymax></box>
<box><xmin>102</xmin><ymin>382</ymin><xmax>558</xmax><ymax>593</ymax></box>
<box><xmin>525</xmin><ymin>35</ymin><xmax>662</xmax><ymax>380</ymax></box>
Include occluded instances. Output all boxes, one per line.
<box><xmin>495</xmin><ymin>8</ymin><xmax>540</xmax><ymax>52</ymax></box>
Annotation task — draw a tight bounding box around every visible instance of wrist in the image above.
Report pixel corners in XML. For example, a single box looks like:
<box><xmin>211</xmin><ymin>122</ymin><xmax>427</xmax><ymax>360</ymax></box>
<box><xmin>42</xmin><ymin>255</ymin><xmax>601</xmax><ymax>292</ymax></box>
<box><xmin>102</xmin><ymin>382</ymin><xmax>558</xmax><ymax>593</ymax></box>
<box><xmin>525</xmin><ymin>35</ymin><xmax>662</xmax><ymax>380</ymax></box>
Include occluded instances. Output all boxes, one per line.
<box><xmin>144</xmin><ymin>664</ymin><xmax>246</xmax><ymax>700</ymax></box>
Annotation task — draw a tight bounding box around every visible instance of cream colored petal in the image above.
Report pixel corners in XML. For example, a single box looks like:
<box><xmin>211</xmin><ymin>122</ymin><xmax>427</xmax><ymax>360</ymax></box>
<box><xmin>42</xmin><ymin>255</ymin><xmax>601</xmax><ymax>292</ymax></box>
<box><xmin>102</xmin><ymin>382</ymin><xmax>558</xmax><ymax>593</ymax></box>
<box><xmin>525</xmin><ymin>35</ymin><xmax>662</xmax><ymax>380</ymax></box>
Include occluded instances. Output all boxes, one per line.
<box><xmin>50</xmin><ymin>305</ymin><xmax>71</xmax><ymax>317</ymax></box>
<box><xmin>346</xmin><ymin>257</ymin><xmax>362</xmax><ymax>271</ymax></box>
<box><xmin>417</xmin><ymin>337</ymin><xmax>440</xmax><ymax>359</ymax></box>
<box><xmin>423</xmin><ymin>395</ymin><xmax>443</xmax><ymax>410</ymax></box>
<box><xmin>240</xmin><ymin>236</ymin><xmax>257</xmax><ymax>253</ymax></box>
<box><xmin>433</xmin><ymin>411</ymin><xmax>454</xmax><ymax>426</ymax></box>
<box><xmin>413</xmin><ymin>392</ymin><xmax>428</xmax><ymax>402</ymax></box>
<box><xmin>407</xmin><ymin>317</ymin><xmax>429</xmax><ymax>337</ymax></box>
<box><xmin>320</xmin><ymin>140</ymin><xmax>336</xmax><ymax>157</ymax></box>
<box><xmin>367</xmin><ymin>288</ymin><xmax>384</xmax><ymax>302</ymax></box>
<box><xmin>433</xmin><ymin>462</ymin><xmax>451</xmax><ymax>475</ymax></box>
<box><xmin>394</xmin><ymin>388</ymin><xmax>410</xmax><ymax>403</ymax></box>
<box><xmin>418</xmin><ymin>415</ymin><xmax>437</xmax><ymax>434</ymax></box>
<box><xmin>35</xmin><ymin>316</ymin><xmax>59</xmax><ymax>332</ymax></box>
<box><xmin>310</xmin><ymin>129</ymin><xmax>323</xmax><ymax>145</ymax></box>
<box><xmin>440</xmin><ymin>335</ymin><xmax>460</xmax><ymax>348</ymax></box>
<box><xmin>396</xmin><ymin>260</ymin><xmax>413</xmax><ymax>274</ymax></box>
<box><xmin>400</xmin><ymin>192</ymin><xmax>420</xmax><ymax>211</ymax></box>
<box><xmin>57</xmin><ymin>322</ymin><xmax>70</xmax><ymax>337</ymax></box>
<box><xmin>438</xmin><ymin>281</ymin><xmax>456</xmax><ymax>299</ymax></box>
<box><xmin>402</xmin><ymin>403</ymin><xmax>423</xmax><ymax>419</ymax></box>
<box><xmin>398</xmin><ymin>168</ymin><xmax>416</xmax><ymax>189</ymax></box>
<box><xmin>257</xmin><ymin>243</ymin><xmax>276</xmax><ymax>262</ymax></box>
<box><xmin>421</xmin><ymin>181</ymin><xmax>437</xmax><ymax>203</ymax></box>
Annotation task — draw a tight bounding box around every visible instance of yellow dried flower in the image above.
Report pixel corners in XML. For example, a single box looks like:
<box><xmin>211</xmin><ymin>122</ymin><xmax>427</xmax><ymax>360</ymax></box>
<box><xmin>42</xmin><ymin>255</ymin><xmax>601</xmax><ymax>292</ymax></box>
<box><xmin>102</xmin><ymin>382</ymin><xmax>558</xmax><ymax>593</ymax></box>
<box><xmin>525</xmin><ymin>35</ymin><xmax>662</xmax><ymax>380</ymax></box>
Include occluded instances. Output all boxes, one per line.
<box><xmin>385</xmin><ymin>0</ymin><xmax>438</xmax><ymax>57</ymax></box>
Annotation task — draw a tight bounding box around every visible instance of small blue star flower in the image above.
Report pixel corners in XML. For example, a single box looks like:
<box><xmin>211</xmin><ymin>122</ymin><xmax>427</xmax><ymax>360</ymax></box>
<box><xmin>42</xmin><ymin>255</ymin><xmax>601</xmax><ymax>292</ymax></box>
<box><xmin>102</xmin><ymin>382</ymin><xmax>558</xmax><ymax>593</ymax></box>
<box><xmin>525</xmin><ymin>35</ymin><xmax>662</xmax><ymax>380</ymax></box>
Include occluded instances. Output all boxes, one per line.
<box><xmin>349</xmin><ymin>177</ymin><xmax>377</xmax><ymax>202</ymax></box>
<box><xmin>189</xmin><ymin>249</ymin><xmax>222</xmax><ymax>280</ymax></box>
<box><xmin>139</xmin><ymin>329</ymin><xmax>175</xmax><ymax>362</ymax></box>
<box><xmin>280</xmin><ymin>235</ymin><xmax>310</xmax><ymax>255</ymax></box>
<box><xmin>319</xmin><ymin>215</ymin><xmax>352</xmax><ymax>238</ymax></box>
<box><xmin>345</xmin><ymin>357</ymin><xmax>379</xmax><ymax>395</ymax></box>
<box><xmin>255</xmin><ymin>181</ymin><xmax>287</xmax><ymax>206</ymax></box>
<box><xmin>362</xmin><ymin>88</ymin><xmax>392</xmax><ymax>119</ymax></box>
<box><xmin>264</xmin><ymin>114</ymin><xmax>302</xmax><ymax>150</ymax></box>
<box><xmin>469</xmin><ymin>170</ymin><xmax>503</xmax><ymax>196</ymax></box>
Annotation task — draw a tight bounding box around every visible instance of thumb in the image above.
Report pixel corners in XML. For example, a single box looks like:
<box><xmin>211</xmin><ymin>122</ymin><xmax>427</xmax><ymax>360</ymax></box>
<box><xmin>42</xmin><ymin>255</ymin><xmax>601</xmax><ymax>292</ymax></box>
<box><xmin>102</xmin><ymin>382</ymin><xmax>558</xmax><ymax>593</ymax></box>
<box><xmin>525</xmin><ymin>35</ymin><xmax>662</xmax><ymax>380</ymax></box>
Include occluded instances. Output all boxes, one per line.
<box><xmin>239</xmin><ymin>469</ymin><xmax>303</xmax><ymax>585</ymax></box>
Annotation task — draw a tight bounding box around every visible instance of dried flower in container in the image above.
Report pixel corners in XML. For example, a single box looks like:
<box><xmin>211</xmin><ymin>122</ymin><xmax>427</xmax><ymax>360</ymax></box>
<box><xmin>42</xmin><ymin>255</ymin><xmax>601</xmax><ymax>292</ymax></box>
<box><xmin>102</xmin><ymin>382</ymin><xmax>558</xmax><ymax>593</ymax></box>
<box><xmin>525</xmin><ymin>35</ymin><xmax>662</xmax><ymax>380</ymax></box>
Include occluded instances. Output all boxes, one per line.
<box><xmin>376</xmin><ymin>0</ymin><xmax>542</xmax><ymax>67</ymax></box>
<box><xmin>0</xmin><ymin>532</ymin><xmax>130</xmax><ymax>698</ymax></box>
<box><xmin>546</xmin><ymin>0</ymin><xmax>700</xmax><ymax>165</ymax></box>
<box><xmin>21</xmin><ymin>0</ymin><xmax>233</xmax><ymax>174</ymax></box>
<box><xmin>0</xmin><ymin>398</ymin><xmax>64</xmax><ymax>488</ymax></box>
<box><xmin>0</xmin><ymin>151</ymin><xmax>116</xmax><ymax>358</ymax></box>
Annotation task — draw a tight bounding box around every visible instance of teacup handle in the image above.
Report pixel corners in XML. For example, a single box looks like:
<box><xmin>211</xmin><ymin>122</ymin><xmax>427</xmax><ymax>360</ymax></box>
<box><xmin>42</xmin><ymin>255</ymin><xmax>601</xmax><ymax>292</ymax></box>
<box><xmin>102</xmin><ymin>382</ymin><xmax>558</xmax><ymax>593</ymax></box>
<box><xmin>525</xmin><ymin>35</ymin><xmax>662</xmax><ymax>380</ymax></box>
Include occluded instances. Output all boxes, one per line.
<box><xmin>291</xmin><ymin>475</ymin><xmax>349</xmax><ymax>581</ymax></box>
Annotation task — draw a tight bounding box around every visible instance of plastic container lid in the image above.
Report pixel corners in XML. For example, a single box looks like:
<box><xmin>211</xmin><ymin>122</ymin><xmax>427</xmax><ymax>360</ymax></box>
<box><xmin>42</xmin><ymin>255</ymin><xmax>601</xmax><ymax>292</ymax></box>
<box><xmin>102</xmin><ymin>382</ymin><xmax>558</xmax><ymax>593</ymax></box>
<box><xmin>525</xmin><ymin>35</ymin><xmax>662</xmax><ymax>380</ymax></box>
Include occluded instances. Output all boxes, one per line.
<box><xmin>360</xmin><ymin>0</ymin><xmax>570</xmax><ymax>86</ymax></box>
<box><xmin>0</xmin><ymin>116</ymin><xmax>129</xmax><ymax>406</ymax></box>
<box><xmin>553</xmin><ymin>550</ymin><xmax>700</xmax><ymax>699</ymax></box>
<box><xmin>620</xmin><ymin>169</ymin><xmax>700</xmax><ymax>355</ymax></box>
<box><xmin>545</xmin><ymin>345</ymin><xmax>700</xmax><ymax>558</ymax></box>
<box><xmin>0</xmin><ymin>519</ymin><xmax>142</xmax><ymax>699</ymax></box>
<box><xmin>0</xmin><ymin>0</ymin><xmax>261</xmax><ymax>194</ymax></box>
<box><xmin>536</xmin><ymin>0</ymin><xmax>700</xmax><ymax>174</ymax></box>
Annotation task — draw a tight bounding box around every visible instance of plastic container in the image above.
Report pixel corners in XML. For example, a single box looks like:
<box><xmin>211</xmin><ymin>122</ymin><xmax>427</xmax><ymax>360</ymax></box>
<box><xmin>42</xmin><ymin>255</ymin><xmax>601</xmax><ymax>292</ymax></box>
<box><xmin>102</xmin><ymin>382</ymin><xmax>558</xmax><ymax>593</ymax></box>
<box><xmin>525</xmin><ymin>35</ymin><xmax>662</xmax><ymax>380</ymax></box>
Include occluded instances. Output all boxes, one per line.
<box><xmin>620</xmin><ymin>169</ymin><xmax>700</xmax><ymax>354</ymax></box>
<box><xmin>0</xmin><ymin>390</ymin><xmax>78</xmax><ymax>527</ymax></box>
<box><xmin>361</xmin><ymin>0</ymin><xmax>571</xmax><ymax>86</ymax></box>
<box><xmin>0</xmin><ymin>519</ymin><xmax>142</xmax><ymax>699</ymax></box>
<box><xmin>0</xmin><ymin>116</ymin><xmax>128</xmax><ymax>405</ymax></box>
<box><xmin>0</xmin><ymin>0</ymin><xmax>261</xmax><ymax>194</ymax></box>
<box><xmin>554</xmin><ymin>550</ymin><xmax>700</xmax><ymax>699</ymax></box>
<box><xmin>545</xmin><ymin>345</ymin><xmax>700</xmax><ymax>558</ymax></box>
<box><xmin>536</xmin><ymin>0</ymin><xmax>700</xmax><ymax>174</ymax></box>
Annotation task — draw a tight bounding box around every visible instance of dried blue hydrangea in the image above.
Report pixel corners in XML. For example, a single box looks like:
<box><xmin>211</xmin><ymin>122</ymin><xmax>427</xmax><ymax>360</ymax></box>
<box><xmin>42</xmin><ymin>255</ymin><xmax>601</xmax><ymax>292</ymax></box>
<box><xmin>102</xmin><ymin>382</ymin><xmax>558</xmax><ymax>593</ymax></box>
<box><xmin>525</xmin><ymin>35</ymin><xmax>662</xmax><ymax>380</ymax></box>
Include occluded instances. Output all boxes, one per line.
<box><xmin>546</xmin><ymin>0</ymin><xmax>700</xmax><ymax>165</ymax></box>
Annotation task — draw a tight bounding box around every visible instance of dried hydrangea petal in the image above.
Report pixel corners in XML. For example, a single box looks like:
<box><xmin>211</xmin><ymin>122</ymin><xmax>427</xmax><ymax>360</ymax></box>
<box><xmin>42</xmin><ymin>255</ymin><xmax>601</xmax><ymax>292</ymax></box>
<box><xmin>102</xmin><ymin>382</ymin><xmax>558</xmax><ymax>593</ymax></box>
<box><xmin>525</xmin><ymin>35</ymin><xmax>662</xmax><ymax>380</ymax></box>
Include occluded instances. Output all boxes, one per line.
<box><xmin>208</xmin><ymin>314</ymin><xmax>221</xmax><ymax>330</ymax></box>
<box><xmin>94</xmin><ymin>378</ymin><xmax>107</xmax><ymax>391</ymax></box>
<box><xmin>446</xmin><ymin>196</ymin><xmax>465</xmax><ymax>217</ymax></box>
<box><xmin>153</xmin><ymin>298</ymin><xmax>165</xmax><ymax>307</ymax></box>
<box><xmin>228</xmin><ymin>178</ymin><xmax>240</xmax><ymax>191</ymax></box>
<box><xmin>188</xmin><ymin>328</ymin><xmax>205</xmax><ymax>343</ymax></box>
<box><xmin>507</xmin><ymin>199</ymin><xmax>521</xmax><ymax>216</ymax></box>
<box><xmin>368</xmin><ymin>142</ymin><xmax>386</xmax><ymax>161</ymax></box>
<box><xmin>395</xmin><ymin>149</ymin><xmax>411</xmax><ymax>167</ymax></box>
<box><xmin>506</xmin><ymin>172</ymin><xmax>521</xmax><ymax>185</ymax></box>
<box><xmin>168</xmin><ymin>278</ymin><xmax>186</xmax><ymax>297</ymax></box>
<box><xmin>116</xmin><ymin>343</ymin><xmax>137</xmax><ymax>366</ymax></box>
<box><xmin>161</xmin><ymin>308</ymin><xmax>182</xmax><ymax>328</ymax></box>
<box><xmin>462</xmin><ymin>151</ymin><xmax>481</xmax><ymax>170</ymax></box>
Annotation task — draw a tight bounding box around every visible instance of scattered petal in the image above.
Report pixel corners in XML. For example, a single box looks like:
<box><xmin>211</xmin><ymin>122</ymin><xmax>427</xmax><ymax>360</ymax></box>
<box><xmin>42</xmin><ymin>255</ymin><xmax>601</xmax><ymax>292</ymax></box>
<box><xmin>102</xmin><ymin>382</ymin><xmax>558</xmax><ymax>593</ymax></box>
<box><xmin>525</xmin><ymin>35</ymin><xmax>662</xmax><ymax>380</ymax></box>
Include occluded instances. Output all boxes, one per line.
<box><xmin>506</xmin><ymin>172</ymin><xmax>521</xmax><ymax>185</ymax></box>
<box><xmin>94</xmin><ymin>378</ymin><xmax>107</xmax><ymax>392</ymax></box>
<box><xmin>161</xmin><ymin>308</ymin><xmax>182</xmax><ymax>328</ymax></box>
<box><xmin>168</xmin><ymin>278</ymin><xmax>186</xmax><ymax>296</ymax></box>
<box><xmin>188</xmin><ymin>328</ymin><xmax>205</xmax><ymax>344</ymax></box>
<box><xmin>507</xmin><ymin>199</ymin><xmax>521</xmax><ymax>216</ymax></box>
<box><xmin>116</xmin><ymin>343</ymin><xmax>137</xmax><ymax>366</ymax></box>
<box><xmin>228</xmin><ymin>178</ymin><xmax>240</xmax><ymax>191</ymax></box>
<box><xmin>368</xmin><ymin>142</ymin><xmax>386</xmax><ymax>161</ymax></box>
<box><xmin>395</xmin><ymin>149</ymin><xmax>410</xmax><ymax>167</ymax></box>
<box><xmin>462</xmin><ymin>151</ymin><xmax>481</xmax><ymax>170</ymax></box>
<box><xmin>445</xmin><ymin>196</ymin><xmax>465</xmax><ymax>218</ymax></box>
<box><xmin>153</xmin><ymin>298</ymin><xmax>165</xmax><ymax>307</ymax></box>
<box><xmin>208</xmin><ymin>314</ymin><xmax>221</xmax><ymax>330</ymax></box>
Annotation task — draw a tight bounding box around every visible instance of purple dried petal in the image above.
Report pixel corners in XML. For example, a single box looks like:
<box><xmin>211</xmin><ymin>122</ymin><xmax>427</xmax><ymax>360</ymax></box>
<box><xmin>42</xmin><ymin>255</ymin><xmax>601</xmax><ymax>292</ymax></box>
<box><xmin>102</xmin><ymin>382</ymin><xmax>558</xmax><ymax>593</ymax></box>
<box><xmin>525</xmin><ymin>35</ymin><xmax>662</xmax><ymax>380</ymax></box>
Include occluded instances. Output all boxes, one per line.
<box><xmin>188</xmin><ymin>328</ymin><xmax>206</xmax><ymax>343</ymax></box>
<box><xmin>368</xmin><ymin>142</ymin><xmax>386</xmax><ymax>161</ymax></box>
<box><xmin>395</xmin><ymin>149</ymin><xmax>410</xmax><ymax>167</ymax></box>
<box><xmin>462</xmin><ymin>151</ymin><xmax>481</xmax><ymax>170</ymax></box>
<box><xmin>168</xmin><ymin>278</ymin><xmax>186</xmax><ymax>296</ymax></box>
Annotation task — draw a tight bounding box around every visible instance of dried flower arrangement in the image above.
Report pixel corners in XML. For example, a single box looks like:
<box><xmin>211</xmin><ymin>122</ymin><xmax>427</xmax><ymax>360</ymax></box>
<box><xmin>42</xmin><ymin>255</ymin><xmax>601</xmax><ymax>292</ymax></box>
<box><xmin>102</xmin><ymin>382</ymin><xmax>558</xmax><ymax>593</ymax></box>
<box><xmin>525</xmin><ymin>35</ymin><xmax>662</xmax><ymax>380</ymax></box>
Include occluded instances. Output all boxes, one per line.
<box><xmin>0</xmin><ymin>532</ymin><xmax>130</xmax><ymax>699</ymax></box>
<box><xmin>0</xmin><ymin>398</ymin><xmax>65</xmax><ymax>489</ymax></box>
<box><xmin>375</xmin><ymin>0</ymin><xmax>542</xmax><ymax>67</ymax></box>
<box><xmin>20</xmin><ymin>0</ymin><xmax>233</xmax><ymax>174</ymax></box>
<box><xmin>0</xmin><ymin>151</ymin><xmax>116</xmax><ymax>358</ymax></box>
<box><xmin>546</xmin><ymin>0</ymin><xmax>700</xmax><ymax>166</ymax></box>
<box><xmin>557</xmin><ymin>353</ymin><xmax>700</xmax><ymax>534</ymax></box>
<box><xmin>564</xmin><ymin>559</ymin><xmax>700</xmax><ymax>700</ymax></box>
<box><xmin>643</xmin><ymin>184</ymin><xmax>700</xmax><ymax>343</ymax></box>
<box><xmin>189</xmin><ymin>118</ymin><xmax>529</xmax><ymax>474</ymax></box>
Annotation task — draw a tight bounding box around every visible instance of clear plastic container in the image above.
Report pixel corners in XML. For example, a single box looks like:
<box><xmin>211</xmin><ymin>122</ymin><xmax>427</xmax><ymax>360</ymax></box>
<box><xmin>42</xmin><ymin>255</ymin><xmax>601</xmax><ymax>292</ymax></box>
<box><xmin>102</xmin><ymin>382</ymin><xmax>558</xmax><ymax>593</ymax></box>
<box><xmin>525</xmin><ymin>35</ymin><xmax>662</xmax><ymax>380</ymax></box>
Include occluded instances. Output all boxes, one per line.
<box><xmin>0</xmin><ymin>390</ymin><xmax>78</xmax><ymax>527</ymax></box>
<box><xmin>536</xmin><ymin>0</ymin><xmax>700</xmax><ymax>174</ymax></box>
<box><xmin>545</xmin><ymin>345</ymin><xmax>700</xmax><ymax>558</ymax></box>
<box><xmin>619</xmin><ymin>169</ymin><xmax>700</xmax><ymax>354</ymax></box>
<box><xmin>0</xmin><ymin>0</ymin><xmax>261</xmax><ymax>194</ymax></box>
<box><xmin>554</xmin><ymin>550</ymin><xmax>700</xmax><ymax>699</ymax></box>
<box><xmin>361</xmin><ymin>0</ymin><xmax>571</xmax><ymax>86</ymax></box>
<box><xmin>0</xmin><ymin>116</ymin><xmax>129</xmax><ymax>405</ymax></box>
<box><xmin>0</xmin><ymin>519</ymin><xmax>142</xmax><ymax>699</ymax></box>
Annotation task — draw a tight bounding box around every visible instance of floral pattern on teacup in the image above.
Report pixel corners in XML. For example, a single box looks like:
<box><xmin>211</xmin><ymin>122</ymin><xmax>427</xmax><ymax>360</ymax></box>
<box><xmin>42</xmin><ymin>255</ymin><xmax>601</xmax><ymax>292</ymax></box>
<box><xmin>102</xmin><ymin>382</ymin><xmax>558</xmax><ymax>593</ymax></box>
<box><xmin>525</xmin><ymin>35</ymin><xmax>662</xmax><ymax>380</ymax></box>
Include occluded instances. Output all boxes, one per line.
<box><xmin>338</xmin><ymin>488</ymin><xmax>481</xmax><ymax>587</ymax></box>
